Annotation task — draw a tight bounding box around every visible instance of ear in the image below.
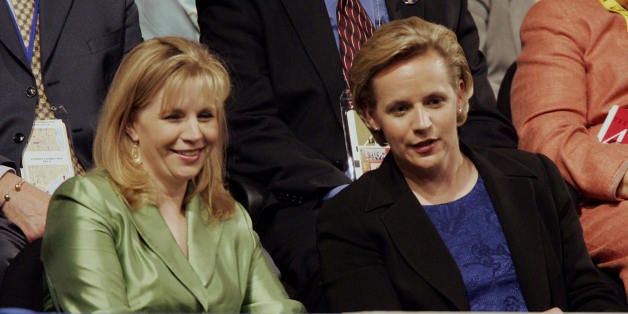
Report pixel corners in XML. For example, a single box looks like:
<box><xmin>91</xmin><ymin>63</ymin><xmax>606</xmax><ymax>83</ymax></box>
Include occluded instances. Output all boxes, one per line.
<box><xmin>457</xmin><ymin>79</ymin><xmax>465</xmax><ymax>104</ymax></box>
<box><xmin>125</xmin><ymin>123</ymin><xmax>139</xmax><ymax>142</ymax></box>
<box><xmin>364</xmin><ymin>107</ymin><xmax>381</xmax><ymax>131</ymax></box>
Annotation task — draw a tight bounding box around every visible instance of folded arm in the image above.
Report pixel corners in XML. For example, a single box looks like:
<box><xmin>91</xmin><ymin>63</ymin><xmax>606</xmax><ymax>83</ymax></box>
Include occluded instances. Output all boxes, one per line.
<box><xmin>512</xmin><ymin>1</ymin><xmax>628</xmax><ymax>201</ymax></box>
<box><xmin>0</xmin><ymin>171</ymin><xmax>49</xmax><ymax>242</ymax></box>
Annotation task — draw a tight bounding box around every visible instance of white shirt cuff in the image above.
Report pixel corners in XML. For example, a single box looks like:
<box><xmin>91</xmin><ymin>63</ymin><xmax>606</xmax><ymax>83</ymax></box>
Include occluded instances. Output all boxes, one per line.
<box><xmin>0</xmin><ymin>165</ymin><xmax>16</xmax><ymax>179</ymax></box>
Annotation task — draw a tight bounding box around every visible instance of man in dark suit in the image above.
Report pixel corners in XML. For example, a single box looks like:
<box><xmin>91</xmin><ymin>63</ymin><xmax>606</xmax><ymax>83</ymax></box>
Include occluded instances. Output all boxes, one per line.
<box><xmin>0</xmin><ymin>0</ymin><xmax>142</xmax><ymax>283</ymax></box>
<box><xmin>197</xmin><ymin>0</ymin><xmax>516</xmax><ymax>311</ymax></box>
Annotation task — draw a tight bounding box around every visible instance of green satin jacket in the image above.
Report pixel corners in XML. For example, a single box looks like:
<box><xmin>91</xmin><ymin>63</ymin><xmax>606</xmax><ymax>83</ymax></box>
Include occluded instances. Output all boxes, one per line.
<box><xmin>41</xmin><ymin>171</ymin><xmax>304</xmax><ymax>313</ymax></box>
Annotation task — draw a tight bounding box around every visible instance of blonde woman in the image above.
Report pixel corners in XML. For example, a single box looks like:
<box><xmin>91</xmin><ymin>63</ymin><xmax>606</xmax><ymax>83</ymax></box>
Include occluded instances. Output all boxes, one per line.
<box><xmin>42</xmin><ymin>37</ymin><xmax>304</xmax><ymax>313</ymax></box>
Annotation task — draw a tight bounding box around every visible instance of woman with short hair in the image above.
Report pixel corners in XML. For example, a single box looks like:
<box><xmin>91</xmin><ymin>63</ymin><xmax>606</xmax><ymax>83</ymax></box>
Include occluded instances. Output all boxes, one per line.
<box><xmin>317</xmin><ymin>16</ymin><xmax>627</xmax><ymax>313</ymax></box>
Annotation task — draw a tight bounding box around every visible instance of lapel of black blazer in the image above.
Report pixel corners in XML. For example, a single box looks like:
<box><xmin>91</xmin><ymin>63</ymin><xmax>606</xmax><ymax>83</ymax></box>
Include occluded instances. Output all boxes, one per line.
<box><xmin>365</xmin><ymin>154</ymin><xmax>470</xmax><ymax>310</ymax></box>
<box><xmin>280</xmin><ymin>0</ymin><xmax>345</xmax><ymax>124</ymax></box>
<box><xmin>39</xmin><ymin>0</ymin><xmax>73</xmax><ymax>71</ymax></box>
<box><xmin>0</xmin><ymin>0</ymin><xmax>30</xmax><ymax>68</ymax></box>
<box><xmin>366</xmin><ymin>145</ymin><xmax>553</xmax><ymax>309</ymax></box>
<box><xmin>462</xmin><ymin>144</ymin><xmax>552</xmax><ymax>308</ymax></box>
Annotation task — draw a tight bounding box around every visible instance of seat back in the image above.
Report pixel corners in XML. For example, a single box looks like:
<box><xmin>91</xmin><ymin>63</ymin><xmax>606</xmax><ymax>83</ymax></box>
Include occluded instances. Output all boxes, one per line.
<box><xmin>227</xmin><ymin>173</ymin><xmax>266</xmax><ymax>221</ymax></box>
<box><xmin>496</xmin><ymin>62</ymin><xmax>517</xmax><ymax>122</ymax></box>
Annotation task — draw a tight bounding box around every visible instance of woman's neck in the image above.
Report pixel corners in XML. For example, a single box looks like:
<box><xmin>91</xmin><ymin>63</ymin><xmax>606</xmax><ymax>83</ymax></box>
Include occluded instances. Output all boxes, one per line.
<box><xmin>154</xmin><ymin>180</ymin><xmax>189</xmax><ymax>257</ymax></box>
<box><xmin>153</xmin><ymin>179</ymin><xmax>188</xmax><ymax>211</ymax></box>
<box><xmin>404</xmin><ymin>153</ymin><xmax>478</xmax><ymax>206</ymax></box>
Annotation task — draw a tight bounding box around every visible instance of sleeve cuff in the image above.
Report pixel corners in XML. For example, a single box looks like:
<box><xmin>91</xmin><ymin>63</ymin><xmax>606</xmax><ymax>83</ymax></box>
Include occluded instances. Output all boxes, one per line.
<box><xmin>0</xmin><ymin>166</ymin><xmax>16</xmax><ymax>179</ymax></box>
<box><xmin>323</xmin><ymin>184</ymin><xmax>349</xmax><ymax>201</ymax></box>
<box><xmin>610</xmin><ymin>160</ymin><xmax>628</xmax><ymax>200</ymax></box>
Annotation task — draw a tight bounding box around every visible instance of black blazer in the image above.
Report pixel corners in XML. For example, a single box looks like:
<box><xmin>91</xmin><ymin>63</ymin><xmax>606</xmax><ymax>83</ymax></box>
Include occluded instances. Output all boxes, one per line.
<box><xmin>197</xmin><ymin>0</ymin><xmax>517</xmax><ymax>209</ymax></box>
<box><xmin>0</xmin><ymin>0</ymin><xmax>142</xmax><ymax>171</ymax></box>
<box><xmin>317</xmin><ymin>144</ymin><xmax>626</xmax><ymax>312</ymax></box>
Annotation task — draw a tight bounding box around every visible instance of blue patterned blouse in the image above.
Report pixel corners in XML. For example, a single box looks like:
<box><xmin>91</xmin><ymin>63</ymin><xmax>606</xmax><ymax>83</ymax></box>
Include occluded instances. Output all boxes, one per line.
<box><xmin>423</xmin><ymin>176</ymin><xmax>528</xmax><ymax>311</ymax></box>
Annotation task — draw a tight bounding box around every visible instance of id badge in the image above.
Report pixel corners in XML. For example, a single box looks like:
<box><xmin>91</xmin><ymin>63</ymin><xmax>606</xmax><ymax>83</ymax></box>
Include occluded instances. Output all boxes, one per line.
<box><xmin>340</xmin><ymin>90</ymin><xmax>389</xmax><ymax>180</ymax></box>
<box><xmin>21</xmin><ymin>119</ymin><xmax>75</xmax><ymax>193</ymax></box>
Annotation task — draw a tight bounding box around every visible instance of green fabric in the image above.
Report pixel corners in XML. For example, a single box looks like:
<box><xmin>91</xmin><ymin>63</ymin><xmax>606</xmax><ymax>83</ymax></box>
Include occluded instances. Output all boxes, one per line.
<box><xmin>41</xmin><ymin>170</ymin><xmax>304</xmax><ymax>313</ymax></box>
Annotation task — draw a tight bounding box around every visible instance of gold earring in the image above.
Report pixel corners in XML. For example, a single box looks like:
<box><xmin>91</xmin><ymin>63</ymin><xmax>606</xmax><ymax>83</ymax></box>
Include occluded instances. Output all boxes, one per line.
<box><xmin>131</xmin><ymin>142</ymin><xmax>142</xmax><ymax>165</ymax></box>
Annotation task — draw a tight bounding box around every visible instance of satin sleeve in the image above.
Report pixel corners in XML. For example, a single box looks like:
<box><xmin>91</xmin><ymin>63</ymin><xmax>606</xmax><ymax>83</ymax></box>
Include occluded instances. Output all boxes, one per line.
<box><xmin>42</xmin><ymin>175</ymin><xmax>130</xmax><ymax>313</ymax></box>
<box><xmin>238</xmin><ymin>205</ymin><xmax>305</xmax><ymax>313</ymax></box>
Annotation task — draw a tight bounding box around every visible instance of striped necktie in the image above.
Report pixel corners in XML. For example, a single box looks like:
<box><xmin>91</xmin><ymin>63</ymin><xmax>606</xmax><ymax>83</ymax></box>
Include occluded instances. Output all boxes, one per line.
<box><xmin>337</xmin><ymin>0</ymin><xmax>375</xmax><ymax>85</ymax></box>
<box><xmin>337</xmin><ymin>0</ymin><xmax>385</xmax><ymax>180</ymax></box>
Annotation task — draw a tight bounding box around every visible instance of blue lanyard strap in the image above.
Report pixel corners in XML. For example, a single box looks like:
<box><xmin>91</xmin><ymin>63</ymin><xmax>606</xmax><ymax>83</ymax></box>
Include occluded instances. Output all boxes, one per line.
<box><xmin>6</xmin><ymin>0</ymin><xmax>40</xmax><ymax>66</ymax></box>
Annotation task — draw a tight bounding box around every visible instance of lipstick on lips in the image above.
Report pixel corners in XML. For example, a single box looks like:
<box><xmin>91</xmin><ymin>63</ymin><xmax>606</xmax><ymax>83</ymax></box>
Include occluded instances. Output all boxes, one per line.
<box><xmin>174</xmin><ymin>148</ymin><xmax>204</xmax><ymax>162</ymax></box>
<box><xmin>412</xmin><ymin>138</ymin><xmax>437</xmax><ymax>154</ymax></box>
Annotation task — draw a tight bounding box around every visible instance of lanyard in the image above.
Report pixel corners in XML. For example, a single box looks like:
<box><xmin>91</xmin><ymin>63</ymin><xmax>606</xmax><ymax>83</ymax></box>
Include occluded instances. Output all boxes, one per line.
<box><xmin>6</xmin><ymin>0</ymin><xmax>40</xmax><ymax>66</ymax></box>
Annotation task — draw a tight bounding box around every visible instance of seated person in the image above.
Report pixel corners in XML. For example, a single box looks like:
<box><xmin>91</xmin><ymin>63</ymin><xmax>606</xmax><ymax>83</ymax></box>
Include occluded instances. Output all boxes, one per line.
<box><xmin>41</xmin><ymin>37</ymin><xmax>304</xmax><ymax>313</ymax></box>
<box><xmin>511</xmin><ymin>0</ymin><xmax>628</xmax><ymax>298</ymax></box>
<box><xmin>0</xmin><ymin>0</ymin><xmax>142</xmax><ymax>283</ymax></box>
<box><xmin>316</xmin><ymin>17</ymin><xmax>628</xmax><ymax>312</ymax></box>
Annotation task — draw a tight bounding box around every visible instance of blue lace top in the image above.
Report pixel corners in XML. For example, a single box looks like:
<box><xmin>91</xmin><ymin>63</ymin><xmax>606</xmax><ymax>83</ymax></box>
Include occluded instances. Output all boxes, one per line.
<box><xmin>423</xmin><ymin>176</ymin><xmax>528</xmax><ymax>311</ymax></box>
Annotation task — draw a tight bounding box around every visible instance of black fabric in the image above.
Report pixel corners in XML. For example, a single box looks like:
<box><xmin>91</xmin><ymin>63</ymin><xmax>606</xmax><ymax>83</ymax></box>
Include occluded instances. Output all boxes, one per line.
<box><xmin>598</xmin><ymin>266</ymin><xmax>628</xmax><ymax>307</ymax></box>
<box><xmin>0</xmin><ymin>214</ymin><xmax>27</xmax><ymax>284</ymax></box>
<box><xmin>227</xmin><ymin>173</ymin><xmax>266</xmax><ymax>219</ymax></box>
<box><xmin>0</xmin><ymin>238</ymin><xmax>43</xmax><ymax>311</ymax></box>
<box><xmin>260</xmin><ymin>203</ymin><xmax>328</xmax><ymax>312</ymax></box>
<box><xmin>497</xmin><ymin>62</ymin><xmax>517</xmax><ymax>122</ymax></box>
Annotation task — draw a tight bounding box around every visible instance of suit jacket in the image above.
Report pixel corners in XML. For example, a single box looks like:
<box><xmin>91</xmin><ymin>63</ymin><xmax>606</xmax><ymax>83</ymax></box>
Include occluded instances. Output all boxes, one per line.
<box><xmin>511</xmin><ymin>0</ymin><xmax>628</xmax><ymax>294</ymax></box>
<box><xmin>197</xmin><ymin>0</ymin><xmax>517</xmax><ymax>211</ymax></box>
<box><xmin>513</xmin><ymin>0</ymin><xmax>628</xmax><ymax>202</ymax></box>
<box><xmin>0</xmin><ymin>0</ymin><xmax>142</xmax><ymax>171</ymax></box>
<box><xmin>468</xmin><ymin>0</ymin><xmax>536</xmax><ymax>95</ymax></box>
<box><xmin>317</xmin><ymin>144</ymin><xmax>626</xmax><ymax>312</ymax></box>
<box><xmin>41</xmin><ymin>171</ymin><xmax>304</xmax><ymax>313</ymax></box>
<box><xmin>135</xmin><ymin>0</ymin><xmax>199</xmax><ymax>41</ymax></box>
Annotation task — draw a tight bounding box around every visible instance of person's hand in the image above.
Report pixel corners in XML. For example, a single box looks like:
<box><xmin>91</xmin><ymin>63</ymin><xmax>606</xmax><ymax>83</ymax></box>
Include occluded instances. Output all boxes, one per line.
<box><xmin>0</xmin><ymin>172</ymin><xmax>50</xmax><ymax>242</ymax></box>
<box><xmin>616</xmin><ymin>169</ymin><xmax>628</xmax><ymax>199</ymax></box>
<box><xmin>543</xmin><ymin>307</ymin><xmax>563</xmax><ymax>313</ymax></box>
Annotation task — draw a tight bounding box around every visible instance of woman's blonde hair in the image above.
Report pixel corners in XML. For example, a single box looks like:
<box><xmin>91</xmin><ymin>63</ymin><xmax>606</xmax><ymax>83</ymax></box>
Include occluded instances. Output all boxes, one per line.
<box><xmin>350</xmin><ymin>16</ymin><xmax>474</xmax><ymax>145</ymax></box>
<box><xmin>93</xmin><ymin>37</ymin><xmax>235</xmax><ymax>221</ymax></box>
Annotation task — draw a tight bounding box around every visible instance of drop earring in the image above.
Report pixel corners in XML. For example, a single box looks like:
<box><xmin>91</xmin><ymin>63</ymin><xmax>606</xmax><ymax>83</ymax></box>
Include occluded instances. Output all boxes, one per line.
<box><xmin>131</xmin><ymin>142</ymin><xmax>142</xmax><ymax>165</ymax></box>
